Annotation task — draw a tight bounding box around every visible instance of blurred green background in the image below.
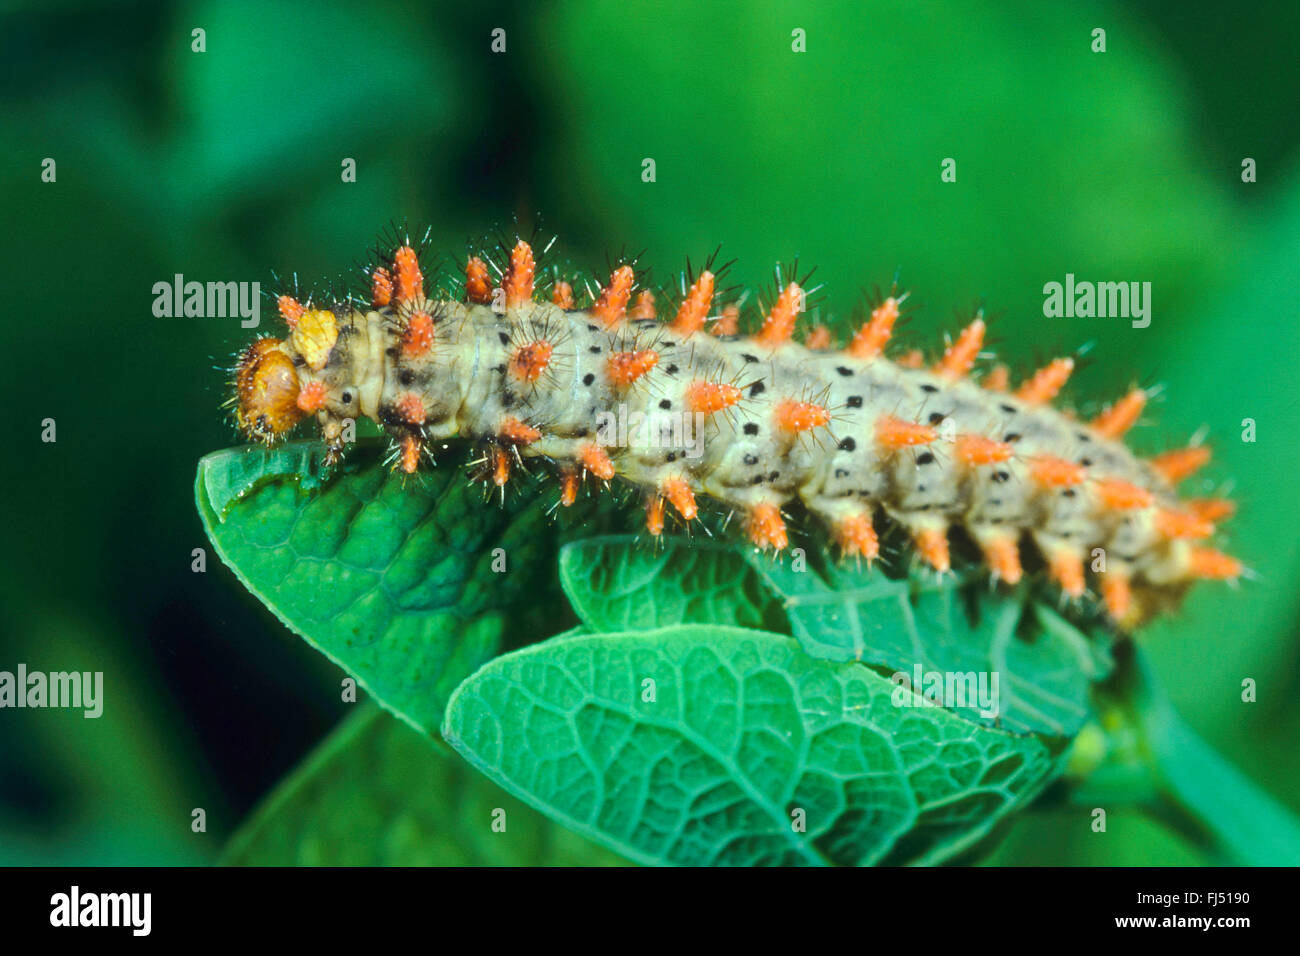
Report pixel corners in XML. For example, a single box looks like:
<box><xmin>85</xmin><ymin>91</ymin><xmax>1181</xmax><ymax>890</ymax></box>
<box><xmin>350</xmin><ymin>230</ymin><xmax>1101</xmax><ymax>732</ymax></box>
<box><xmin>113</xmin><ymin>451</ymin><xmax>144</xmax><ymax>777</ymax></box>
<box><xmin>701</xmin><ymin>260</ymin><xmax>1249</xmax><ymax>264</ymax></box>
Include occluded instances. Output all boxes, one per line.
<box><xmin>1</xmin><ymin>0</ymin><xmax>1297</xmax><ymax>865</ymax></box>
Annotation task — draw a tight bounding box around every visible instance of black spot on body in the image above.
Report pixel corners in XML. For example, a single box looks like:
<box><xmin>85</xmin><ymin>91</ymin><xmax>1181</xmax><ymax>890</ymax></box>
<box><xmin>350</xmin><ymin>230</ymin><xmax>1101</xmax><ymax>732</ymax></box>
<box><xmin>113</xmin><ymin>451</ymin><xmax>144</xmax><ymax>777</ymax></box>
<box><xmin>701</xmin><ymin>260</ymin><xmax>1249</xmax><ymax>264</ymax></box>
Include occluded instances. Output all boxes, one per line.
<box><xmin>659</xmin><ymin>399</ymin><xmax>672</xmax><ymax>410</ymax></box>
<box><xmin>665</xmin><ymin>364</ymin><xmax>679</xmax><ymax>375</ymax></box>
<box><xmin>928</xmin><ymin>412</ymin><xmax>946</xmax><ymax>425</ymax></box>
<box><xmin>743</xmin><ymin>423</ymin><xmax>759</xmax><ymax>435</ymax></box>
<box><xmin>583</xmin><ymin>373</ymin><xmax>595</xmax><ymax>386</ymax></box>
<box><xmin>847</xmin><ymin>395</ymin><xmax>863</xmax><ymax>408</ymax></box>
<box><xmin>917</xmin><ymin>452</ymin><xmax>935</xmax><ymax>465</ymax></box>
<box><xmin>836</xmin><ymin>366</ymin><xmax>853</xmax><ymax>377</ymax></box>
<box><xmin>498</xmin><ymin>331</ymin><xmax>510</xmax><ymax>346</ymax></box>
<box><xmin>750</xmin><ymin>382</ymin><xmax>766</xmax><ymax>397</ymax></box>
<box><xmin>399</xmin><ymin>369</ymin><xmax>415</xmax><ymax>385</ymax></box>
<box><xmin>921</xmin><ymin>384</ymin><xmax>939</xmax><ymax>393</ymax></box>
<box><xmin>999</xmin><ymin>403</ymin><xmax>1017</xmax><ymax>414</ymax></box>
<box><xmin>1005</xmin><ymin>432</ymin><xmax>1022</xmax><ymax>443</ymax></box>
<box><xmin>589</xmin><ymin>345</ymin><xmax>601</xmax><ymax>354</ymax></box>
<box><xmin>742</xmin><ymin>353</ymin><xmax>758</xmax><ymax>363</ymax></box>
<box><xmin>744</xmin><ymin>454</ymin><xmax>759</xmax><ymax>465</ymax></box>
<box><xmin>838</xmin><ymin>437</ymin><xmax>856</xmax><ymax>451</ymax></box>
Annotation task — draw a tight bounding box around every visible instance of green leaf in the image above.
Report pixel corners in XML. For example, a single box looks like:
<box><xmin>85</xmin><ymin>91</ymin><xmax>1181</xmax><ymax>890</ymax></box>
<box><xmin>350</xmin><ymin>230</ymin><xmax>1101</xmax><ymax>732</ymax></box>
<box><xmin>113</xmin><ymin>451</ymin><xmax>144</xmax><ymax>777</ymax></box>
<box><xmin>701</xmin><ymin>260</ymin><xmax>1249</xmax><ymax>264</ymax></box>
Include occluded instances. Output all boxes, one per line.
<box><xmin>745</xmin><ymin>552</ymin><xmax>1111</xmax><ymax>737</ymax></box>
<box><xmin>558</xmin><ymin>535</ymin><xmax>788</xmax><ymax>632</ymax></box>
<box><xmin>224</xmin><ymin>703</ymin><xmax>626</xmax><ymax>866</ymax></box>
<box><xmin>196</xmin><ymin>439</ymin><xmax>612</xmax><ymax>734</ymax></box>
<box><xmin>443</xmin><ymin>625</ymin><xmax>1057</xmax><ymax>866</ymax></box>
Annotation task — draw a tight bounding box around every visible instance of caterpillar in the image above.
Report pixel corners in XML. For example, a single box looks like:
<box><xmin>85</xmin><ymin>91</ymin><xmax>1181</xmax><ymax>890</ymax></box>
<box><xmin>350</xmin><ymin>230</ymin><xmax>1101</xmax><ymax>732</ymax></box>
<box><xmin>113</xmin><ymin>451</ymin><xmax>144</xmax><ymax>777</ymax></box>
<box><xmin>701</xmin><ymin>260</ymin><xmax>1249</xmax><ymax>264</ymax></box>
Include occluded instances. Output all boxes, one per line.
<box><xmin>231</xmin><ymin>230</ymin><xmax>1242</xmax><ymax>629</ymax></box>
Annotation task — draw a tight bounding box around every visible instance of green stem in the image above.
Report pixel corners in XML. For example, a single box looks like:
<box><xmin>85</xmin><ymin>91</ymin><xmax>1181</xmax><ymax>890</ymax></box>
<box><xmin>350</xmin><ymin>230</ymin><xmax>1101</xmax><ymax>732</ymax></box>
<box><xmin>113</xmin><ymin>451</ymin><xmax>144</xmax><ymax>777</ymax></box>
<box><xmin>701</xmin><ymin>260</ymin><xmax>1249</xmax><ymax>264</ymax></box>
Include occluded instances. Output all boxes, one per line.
<box><xmin>1130</xmin><ymin>647</ymin><xmax>1300</xmax><ymax>866</ymax></box>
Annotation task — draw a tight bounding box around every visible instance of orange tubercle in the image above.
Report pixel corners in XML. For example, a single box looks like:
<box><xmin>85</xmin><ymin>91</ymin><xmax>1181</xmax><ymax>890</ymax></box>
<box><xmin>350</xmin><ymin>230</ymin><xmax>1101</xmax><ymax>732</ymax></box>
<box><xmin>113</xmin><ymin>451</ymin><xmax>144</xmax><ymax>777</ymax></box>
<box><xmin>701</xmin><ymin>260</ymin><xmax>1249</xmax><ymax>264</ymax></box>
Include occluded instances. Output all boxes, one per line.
<box><xmin>607</xmin><ymin>349</ymin><xmax>659</xmax><ymax>387</ymax></box>
<box><xmin>401</xmin><ymin>311</ymin><xmax>435</xmax><ymax>358</ymax></box>
<box><xmin>498</xmin><ymin>416</ymin><xmax>541</xmax><ymax>444</ymax></box>
<box><xmin>982</xmin><ymin>364</ymin><xmax>1010</xmax><ymax>392</ymax></box>
<box><xmin>503</xmin><ymin>240</ymin><xmax>535</xmax><ymax>308</ymax></box>
<box><xmin>1154</xmin><ymin>508</ymin><xmax>1214</xmax><ymax>540</ymax></box>
<box><xmin>896</xmin><ymin>349</ymin><xmax>925</xmax><ymax>369</ymax></box>
<box><xmin>393</xmin><ymin>246</ymin><xmax>424</xmax><ymax>305</ymax></box>
<box><xmin>591</xmin><ymin>265</ymin><xmax>635</xmax><ymax>327</ymax></box>
<box><xmin>1186</xmin><ymin>497</ymin><xmax>1235</xmax><ymax>523</ymax></box>
<box><xmin>558</xmin><ymin>468</ymin><xmax>579</xmax><ymax>507</ymax></box>
<box><xmin>295</xmin><ymin>380</ymin><xmax>329</xmax><ymax>414</ymax></box>
<box><xmin>804</xmin><ymin>325</ymin><xmax>832</xmax><ymax>349</ymax></box>
<box><xmin>669</xmin><ymin>270</ymin><xmax>715</xmax><ymax>337</ymax></box>
<box><xmin>491</xmin><ymin>446</ymin><xmax>511</xmax><ymax>487</ymax></box>
<box><xmin>394</xmin><ymin>393</ymin><xmax>426</xmax><ymax>425</ymax></box>
<box><xmin>955</xmin><ymin>433</ymin><xmax>1014</xmax><ymax>466</ymax></box>
<box><xmin>685</xmin><ymin>380</ymin><xmax>742</xmax><ymax>414</ymax></box>
<box><xmin>1015</xmin><ymin>357</ymin><xmax>1074</xmax><ymax>404</ymax></box>
<box><xmin>914</xmin><ymin>526</ymin><xmax>951</xmax><ymax>573</ymax></box>
<box><xmin>579</xmin><ymin>444</ymin><xmax>616</xmax><ymax>481</ymax></box>
<box><xmin>645</xmin><ymin>495</ymin><xmax>665</xmax><ymax>536</ymax></box>
<box><xmin>982</xmin><ymin>535</ymin><xmax>1023</xmax><ymax>585</ymax></box>
<box><xmin>660</xmin><ymin>477</ymin><xmax>698</xmax><ymax>521</ymax></box>
<box><xmin>370</xmin><ymin>268</ymin><xmax>392</xmax><ymax>308</ymax></box>
<box><xmin>746</xmin><ymin>502</ymin><xmax>788</xmax><ymax>551</ymax></box>
<box><xmin>1091</xmin><ymin>388</ymin><xmax>1146</xmax><ymax>439</ymax></box>
<box><xmin>631</xmin><ymin>289</ymin><xmax>656</xmax><ymax>319</ymax></box>
<box><xmin>933</xmin><ymin>317</ymin><xmax>985</xmax><ymax>380</ymax></box>
<box><xmin>712</xmin><ymin>303</ymin><xmax>740</xmax><ymax>336</ymax></box>
<box><xmin>508</xmin><ymin>340</ymin><xmax>554</xmax><ymax>383</ymax></box>
<box><xmin>551</xmin><ymin>280</ymin><xmax>574</xmax><ymax>309</ymax></box>
<box><xmin>1188</xmin><ymin>547</ymin><xmax>1243</xmax><ymax>580</ymax></box>
<box><xmin>1100</xmin><ymin>571</ymin><xmax>1132</xmax><ymax>621</ymax></box>
<box><xmin>774</xmin><ymin>399</ymin><xmax>830</xmax><ymax>433</ymax></box>
<box><xmin>1031</xmin><ymin>455</ymin><xmax>1087</xmax><ymax>487</ymax></box>
<box><xmin>835</xmin><ymin>513</ymin><xmax>879</xmax><ymax>562</ymax></box>
<box><xmin>754</xmin><ymin>282</ymin><xmax>802</xmax><ymax>348</ymax></box>
<box><xmin>398</xmin><ymin>435</ymin><xmax>422</xmax><ymax>474</ymax></box>
<box><xmin>1149</xmin><ymin>445</ymin><xmax>1211</xmax><ymax>485</ymax></box>
<box><xmin>846</xmin><ymin>297</ymin><xmax>898</xmax><ymax>360</ymax></box>
<box><xmin>1048</xmin><ymin>549</ymin><xmax>1086</xmax><ymax>599</ymax></box>
<box><xmin>465</xmin><ymin>257</ymin><xmax>493</xmax><ymax>304</ymax></box>
<box><xmin>277</xmin><ymin>295</ymin><xmax>305</xmax><ymax>329</ymax></box>
<box><xmin>876</xmin><ymin>415</ymin><xmax>937</xmax><ymax>449</ymax></box>
<box><xmin>1094</xmin><ymin>478</ymin><xmax>1154</xmax><ymax>511</ymax></box>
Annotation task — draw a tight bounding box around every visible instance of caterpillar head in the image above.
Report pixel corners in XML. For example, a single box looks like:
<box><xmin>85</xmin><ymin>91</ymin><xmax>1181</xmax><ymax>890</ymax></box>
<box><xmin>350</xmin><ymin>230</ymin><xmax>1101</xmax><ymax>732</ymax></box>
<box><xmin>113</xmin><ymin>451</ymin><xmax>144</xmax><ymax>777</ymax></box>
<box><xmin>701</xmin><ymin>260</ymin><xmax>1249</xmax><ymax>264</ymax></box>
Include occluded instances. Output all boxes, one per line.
<box><xmin>235</xmin><ymin>338</ymin><xmax>306</xmax><ymax>442</ymax></box>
